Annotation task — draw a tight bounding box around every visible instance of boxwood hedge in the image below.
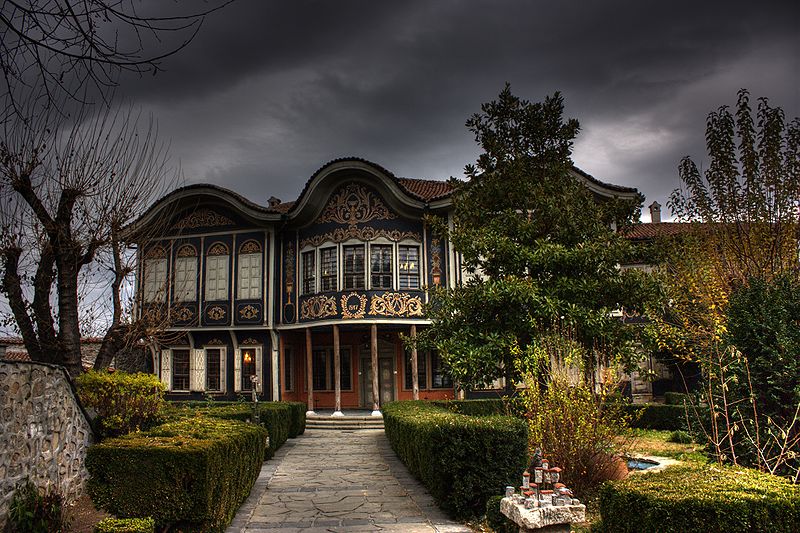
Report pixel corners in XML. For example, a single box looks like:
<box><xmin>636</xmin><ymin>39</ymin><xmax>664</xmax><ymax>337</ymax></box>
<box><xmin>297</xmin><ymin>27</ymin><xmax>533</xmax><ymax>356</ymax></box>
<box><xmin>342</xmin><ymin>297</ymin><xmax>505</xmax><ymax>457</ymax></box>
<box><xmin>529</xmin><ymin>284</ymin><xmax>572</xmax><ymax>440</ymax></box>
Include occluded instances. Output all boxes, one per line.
<box><xmin>615</xmin><ymin>402</ymin><xmax>694</xmax><ymax>431</ymax></box>
<box><xmin>284</xmin><ymin>401</ymin><xmax>307</xmax><ymax>438</ymax></box>
<box><xmin>86</xmin><ymin>416</ymin><xmax>267</xmax><ymax>532</ymax></box>
<box><xmin>94</xmin><ymin>517</ymin><xmax>155</xmax><ymax>533</ymax></box>
<box><xmin>383</xmin><ymin>400</ymin><xmax>527</xmax><ymax>519</ymax></box>
<box><xmin>599</xmin><ymin>464</ymin><xmax>800</xmax><ymax>533</ymax></box>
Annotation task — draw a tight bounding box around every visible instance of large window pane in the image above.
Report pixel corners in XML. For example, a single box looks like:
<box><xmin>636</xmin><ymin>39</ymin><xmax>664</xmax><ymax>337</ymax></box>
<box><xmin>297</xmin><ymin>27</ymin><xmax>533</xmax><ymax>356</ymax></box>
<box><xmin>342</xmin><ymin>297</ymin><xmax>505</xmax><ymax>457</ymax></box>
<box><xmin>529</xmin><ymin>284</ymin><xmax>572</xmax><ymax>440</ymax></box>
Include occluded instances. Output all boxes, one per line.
<box><xmin>174</xmin><ymin>256</ymin><xmax>197</xmax><ymax>302</ymax></box>
<box><xmin>399</xmin><ymin>245</ymin><xmax>420</xmax><ymax>290</ymax></box>
<box><xmin>143</xmin><ymin>258</ymin><xmax>167</xmax><ymax>302</ymax></box>
<box><xmin>370</xmin><ymin>244</ymin><xmax>393</xmax><ymax>289</ymax></box>
<box><xmin>312</xmin><ymin>348</ymin><xmax>327</xmax><ymax>390</ymax></box>
<box><xmin>320</xmin><ymin>247</ymin><xmax>337</xmax><ymax>292</ymax></box>
<box><xmin>343</xmin><ymin>245</ymin><xmax>365</xmax><ymax>290</ymax></box>
<box><xmin>238</xmin><ymin>253</ymin><xmax>262</xmax><ymax>299</ymax></box>
<box><xmin>242</xmin><ymin>348</ymin><xmax>257</xmax><ymax>390</ymax></box>
<box><xmin>206</xmin><ymin>348</ymin><xmax>221</xmax><ymax>391</ymax></box>
<box><xmin>404</xmin><ymin>349</ymin><xmax>427</xmax><ymax>390</ymax></box>
<box><xmin>205</xmin><ymin>254</ymin><xmax>229</xmax><ymax>301</ymax></box>
<box><xmin>172</xmin><ymin>349</ymin><xmax>190</xmax><ymax>391</ymax></box>
<box><xmin>302</xmin><ymin>251</ymin><xmax>316</xmax><ymax>294</ymax></box>
<box><xmin>431</xmin><ymin>350</ymin><xmax>452</xmax><ymax>389</ymax></box>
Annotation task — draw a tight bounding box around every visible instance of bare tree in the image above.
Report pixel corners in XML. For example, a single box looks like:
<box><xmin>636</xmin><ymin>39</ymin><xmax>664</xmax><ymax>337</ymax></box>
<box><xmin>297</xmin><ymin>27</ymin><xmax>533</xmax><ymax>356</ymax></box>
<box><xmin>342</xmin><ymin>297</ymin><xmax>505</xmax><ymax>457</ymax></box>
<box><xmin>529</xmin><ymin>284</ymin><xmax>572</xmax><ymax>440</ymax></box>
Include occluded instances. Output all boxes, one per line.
<box><xmin>0</xmin><ymin>102</ymin><xmax>177</xmax><ymax>376</ymax></box>
<box><xmin>1</xmin><ymin>0</ymin><xmax>231</xmax><ymax>119</ymax></box>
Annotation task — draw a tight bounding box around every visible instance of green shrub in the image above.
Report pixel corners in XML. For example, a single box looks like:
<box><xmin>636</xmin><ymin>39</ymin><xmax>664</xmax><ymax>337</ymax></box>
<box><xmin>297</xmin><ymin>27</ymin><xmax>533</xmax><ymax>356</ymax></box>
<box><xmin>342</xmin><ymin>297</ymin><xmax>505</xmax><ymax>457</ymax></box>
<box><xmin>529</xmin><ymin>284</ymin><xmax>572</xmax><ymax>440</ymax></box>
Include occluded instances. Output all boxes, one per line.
<box><xmin>6</xmin><ymin>479</ymin><xmax>69</xmax><ymax>533</ymax></box>
<box><xmin>616</xmin><ymin>402</ymin><xmax>692</xmax><ymax>431</ymax></box>
<box><xmin>172</xmin><ymin>401</ymin><xmax>292</xmax><ymax>459</ymax></box>
<box><xmin>599</xmin><ymin>464</ymin><xmax>800</xmax><ymax>533</ymax></box>
<box><xmin>485</xmin><ymin>495</ymin><xmax>517</xmax><ymax>533</ymax></box>
<box><xmin>94</xmin><ymin>517</ymin><xmax>155</xmax><ymax>533</ymax></box>
<box><xmin>284</xmin><ymin>401</ymin><xmax>307</xmax><ymax>437</ymax></box>
<box><xmin>383</xmin><ymin>401</ymin><xmax>527</xmax><ymax>519</ymax></box>
<box><xmin>668</xmin><ymin>430</ymin><xmax>693</xmax><ymax>444</ymax></box>
<box><xmin>256</xmin><ymin>403</ymin><xmax>290</xmax><ymax>459</ymax></box>
<box><xmin>75</xmin><ymin>370</ymin><xmax>165</xmax><ymax>438</ymax></box>
<box><xmin>86</xmin><ymin>416</ymin><xmax>266</xmax><ymax>532</ymax></box>
<box><xmin>664</xmin><ymin>392</ymin><xmax>690</xmax><ymax>405</ymax></box>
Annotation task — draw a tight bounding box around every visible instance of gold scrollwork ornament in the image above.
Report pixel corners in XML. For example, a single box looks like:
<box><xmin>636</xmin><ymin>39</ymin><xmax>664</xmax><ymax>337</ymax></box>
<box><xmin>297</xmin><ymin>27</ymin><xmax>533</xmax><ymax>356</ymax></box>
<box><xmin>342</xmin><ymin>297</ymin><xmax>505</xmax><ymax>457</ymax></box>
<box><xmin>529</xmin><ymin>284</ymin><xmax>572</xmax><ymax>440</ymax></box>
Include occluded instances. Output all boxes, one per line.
<box><xmin>239</xmin><ymin>305</ymin><xmax>259</xmax><ymax>320</ymax></box>
<box><xmin>207</xmin><ymin>306</ymin><xmax>226</xmax><ymax>320</ymax></box>
<box><xmin>300</xmin><ymin>295</ymin><xmax>338</xmax><ymax>320</ymax></box>
<box><xmin>369</xmin><ymin>292</ymin><xmax>424</xmax><ymax>317</ymax></box>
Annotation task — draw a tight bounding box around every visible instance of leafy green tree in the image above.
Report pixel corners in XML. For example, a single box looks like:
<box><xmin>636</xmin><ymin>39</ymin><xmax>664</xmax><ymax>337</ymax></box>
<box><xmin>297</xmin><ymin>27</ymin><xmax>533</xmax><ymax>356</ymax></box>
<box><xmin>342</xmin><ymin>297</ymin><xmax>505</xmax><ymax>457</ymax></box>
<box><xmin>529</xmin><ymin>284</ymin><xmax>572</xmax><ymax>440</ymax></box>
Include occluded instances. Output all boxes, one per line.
<box><xmin>422</xmin><ymin>85</ymin><xmax>653</xmax><ymax>392</ymax></box>
<box><xmin>649</xmin><ymin>90</ymin><xmax>800</xmax><ymax>479</ymax></box>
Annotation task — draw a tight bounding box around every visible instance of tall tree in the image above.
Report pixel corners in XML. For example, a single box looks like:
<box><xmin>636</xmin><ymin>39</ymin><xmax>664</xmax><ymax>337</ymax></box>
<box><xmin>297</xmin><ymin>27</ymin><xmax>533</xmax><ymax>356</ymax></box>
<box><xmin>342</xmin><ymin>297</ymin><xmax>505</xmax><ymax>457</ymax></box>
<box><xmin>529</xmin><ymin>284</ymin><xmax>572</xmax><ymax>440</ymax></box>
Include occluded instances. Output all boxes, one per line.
<box><xmin>0</xmin><ymin>105</ymin><xmax>175</xmax><ymax>376</ymax></box>
<box><xmin>648</xmin><ymin>90</ymin><xmax>800</xmax><ymax>478</ymax></box>
<box><xmin>421</xmin><ymin>85</ymin><xmax>652</xmax><ymax>392</ymax></box>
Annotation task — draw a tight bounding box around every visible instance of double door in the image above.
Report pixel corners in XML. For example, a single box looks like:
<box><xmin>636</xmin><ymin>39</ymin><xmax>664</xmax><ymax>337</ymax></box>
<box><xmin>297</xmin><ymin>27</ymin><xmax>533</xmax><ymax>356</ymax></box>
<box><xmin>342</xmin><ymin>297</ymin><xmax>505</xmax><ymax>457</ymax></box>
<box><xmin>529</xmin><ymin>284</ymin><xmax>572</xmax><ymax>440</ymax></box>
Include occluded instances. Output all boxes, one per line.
<box><xmin>360</xmin><ymin>340</ymin><xmax>395</xmax><ymax>407</ymax></box>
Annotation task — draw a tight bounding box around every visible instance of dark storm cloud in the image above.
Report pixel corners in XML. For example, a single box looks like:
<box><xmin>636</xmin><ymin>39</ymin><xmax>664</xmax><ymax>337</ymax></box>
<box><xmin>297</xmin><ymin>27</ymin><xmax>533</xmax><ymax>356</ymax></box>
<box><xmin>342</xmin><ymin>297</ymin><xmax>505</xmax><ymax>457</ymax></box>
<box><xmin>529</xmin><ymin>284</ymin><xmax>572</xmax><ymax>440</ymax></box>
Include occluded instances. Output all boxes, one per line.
<box><xmin>115</xmin><ymin>0</ymin><xmax>800</xmax><ymax>218</ymax></box>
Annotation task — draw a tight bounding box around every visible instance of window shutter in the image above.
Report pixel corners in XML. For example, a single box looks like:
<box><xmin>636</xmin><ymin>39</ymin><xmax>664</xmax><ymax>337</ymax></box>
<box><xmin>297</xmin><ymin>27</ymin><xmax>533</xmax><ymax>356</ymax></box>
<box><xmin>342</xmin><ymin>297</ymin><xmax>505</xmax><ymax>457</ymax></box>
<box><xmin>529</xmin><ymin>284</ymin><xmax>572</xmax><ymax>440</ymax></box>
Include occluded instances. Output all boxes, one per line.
<box><xmin>234</xmin><ymin>348</ymin><xmax>242</xmax><ymax>392</ymax></box>
<box><xmin>252</xmin><ymin>255</ymin><xmax>262</xmax><ymax>298</ymax></box>
<box><xmin>160</xmin><ymin>349</ymin><xmax>171</xmax><ymax>390</ymax></box>
<box><xmin>219</xmin><ymin>348</ymin><xmax>227</xmax><ymax>393</ymax></box>
<box><xmin>219</xmin><ymin>256</ymin><xmax>229</xmax><ymax>297</ymax></box>
<box><xmin>190</xmin><ymin>349</ymin><xmax>205</xmax><ymax>392</ymax></box>
<box><xmin>255</xmin><ymin>347</ymin><xmax>263</xmax><ymax>393</ymax></box>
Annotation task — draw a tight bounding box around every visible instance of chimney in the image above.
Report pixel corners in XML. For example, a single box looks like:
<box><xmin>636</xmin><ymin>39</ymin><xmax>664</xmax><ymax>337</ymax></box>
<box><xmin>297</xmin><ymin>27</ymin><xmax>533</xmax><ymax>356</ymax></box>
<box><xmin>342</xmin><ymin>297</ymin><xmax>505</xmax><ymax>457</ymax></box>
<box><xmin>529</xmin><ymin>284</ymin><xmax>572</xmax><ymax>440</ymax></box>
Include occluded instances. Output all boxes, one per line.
<box><xmin>649</xmin><ymin>201</ymin><xmax>661</xmax><ymax>224</ymax></box>
<box><xmin>268</xmin><ymin>196</ymin><xmax>282</xmax><ymax>208</ymax></box>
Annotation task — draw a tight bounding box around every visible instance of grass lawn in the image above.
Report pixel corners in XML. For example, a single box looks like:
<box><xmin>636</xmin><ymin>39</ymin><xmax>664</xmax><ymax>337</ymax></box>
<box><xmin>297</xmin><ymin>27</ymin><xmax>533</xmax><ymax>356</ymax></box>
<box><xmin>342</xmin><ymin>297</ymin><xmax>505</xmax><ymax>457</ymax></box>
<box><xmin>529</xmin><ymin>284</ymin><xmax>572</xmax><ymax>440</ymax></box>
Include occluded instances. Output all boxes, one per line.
<box><xmin>627</xmin><ymin>429</ymin><xmax>707</xmax><ymax>462</ymax></box>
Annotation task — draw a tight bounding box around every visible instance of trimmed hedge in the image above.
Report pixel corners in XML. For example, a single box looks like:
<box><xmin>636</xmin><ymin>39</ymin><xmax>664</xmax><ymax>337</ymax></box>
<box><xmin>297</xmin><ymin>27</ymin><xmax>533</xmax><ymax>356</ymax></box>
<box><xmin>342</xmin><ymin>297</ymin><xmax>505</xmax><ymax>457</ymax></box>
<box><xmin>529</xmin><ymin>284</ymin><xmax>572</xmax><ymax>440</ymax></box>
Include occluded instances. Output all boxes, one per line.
<box><xmin>616</xmin><ymin>402</ymin><xmax>693</xmax><ymax>431</ymax></box>
<box><xmin>284</xmin><ymin>401</ymin><xmax>307</xmax><ymax>437</ymax></box>
<box><xmin>664</xmin><ymin>392</ymin><xmax>690</xmax><ymax>405</ymax></box>
<box><xmin>86</xmin><ymin>416</ymin><xmax>267</xmax><ymax>532</ymax></box>
<box><xmin>172</xmin><ymin>401</ymin><xmax>299</xmax><ymax>459</ymax></box>
<box><xmin>485</xmin><ymin>495</ymin><xmax>517</xmax><ymax>533</ymax></box>
<box><xmin>75</xmin><ymin>370</ymin><xmax>165</xmax><ymax>438</ymax></box>
<box><xmin>94</xmin><ymin>517</ymin><xmax>155</xmax><ymax>533</ymax></box>
<box><xmin>599</xmin><ymin>464</ymin><xmax>800</xmax><ymax>533</ymax></box>
<box><xmin>383</xmin><ymin>400</ymin><xmax>527</xmax><ymax>519</ymax></box>
<box><xmin>431</xmin><ymin>398</ymin><xmax>510</xmax><ymax>416</ymax></box>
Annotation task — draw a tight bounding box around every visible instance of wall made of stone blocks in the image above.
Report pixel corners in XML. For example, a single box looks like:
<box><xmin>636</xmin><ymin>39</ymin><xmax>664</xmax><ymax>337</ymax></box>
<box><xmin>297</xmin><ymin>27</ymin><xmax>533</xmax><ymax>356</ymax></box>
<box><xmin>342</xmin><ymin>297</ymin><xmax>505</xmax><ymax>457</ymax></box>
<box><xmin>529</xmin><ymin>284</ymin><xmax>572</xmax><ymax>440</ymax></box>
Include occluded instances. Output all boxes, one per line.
<box><xmin>0</xmin><ymin>361</ymin><xmax>93</xmax><ymax>526</ymax></box>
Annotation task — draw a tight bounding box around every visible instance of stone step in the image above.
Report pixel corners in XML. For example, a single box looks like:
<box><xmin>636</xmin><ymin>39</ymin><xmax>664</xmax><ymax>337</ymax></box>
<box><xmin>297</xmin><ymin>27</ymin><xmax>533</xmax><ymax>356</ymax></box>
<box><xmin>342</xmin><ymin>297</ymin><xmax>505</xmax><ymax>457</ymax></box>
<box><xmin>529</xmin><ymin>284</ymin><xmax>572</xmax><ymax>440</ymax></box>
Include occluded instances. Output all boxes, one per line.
<box><xmin>305</xmin><ymin>414</ymin><xmax>385</xmax><ymax>430</ymax></box>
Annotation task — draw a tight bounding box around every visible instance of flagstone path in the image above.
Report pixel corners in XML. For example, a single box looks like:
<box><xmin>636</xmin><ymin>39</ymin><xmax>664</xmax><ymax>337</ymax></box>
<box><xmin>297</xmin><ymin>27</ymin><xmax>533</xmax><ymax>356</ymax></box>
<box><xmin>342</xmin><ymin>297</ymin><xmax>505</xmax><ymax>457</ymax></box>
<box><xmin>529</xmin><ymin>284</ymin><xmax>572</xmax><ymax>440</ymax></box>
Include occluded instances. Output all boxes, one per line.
<box><xmin>227</xmin><ymin>428</ymin><xmax>472</xmax><ymax>532</ymax></box>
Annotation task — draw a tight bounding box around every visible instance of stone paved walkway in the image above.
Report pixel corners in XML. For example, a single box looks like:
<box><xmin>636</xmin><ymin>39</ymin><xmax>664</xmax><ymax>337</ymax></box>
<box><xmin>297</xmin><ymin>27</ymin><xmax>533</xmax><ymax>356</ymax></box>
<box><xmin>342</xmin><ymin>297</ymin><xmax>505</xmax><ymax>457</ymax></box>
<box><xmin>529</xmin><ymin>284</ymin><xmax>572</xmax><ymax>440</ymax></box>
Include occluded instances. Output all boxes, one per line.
<box><xmin>227</xmin><ymin>429</ymin><xmax>472</xmax><ymax>532</ymax></box>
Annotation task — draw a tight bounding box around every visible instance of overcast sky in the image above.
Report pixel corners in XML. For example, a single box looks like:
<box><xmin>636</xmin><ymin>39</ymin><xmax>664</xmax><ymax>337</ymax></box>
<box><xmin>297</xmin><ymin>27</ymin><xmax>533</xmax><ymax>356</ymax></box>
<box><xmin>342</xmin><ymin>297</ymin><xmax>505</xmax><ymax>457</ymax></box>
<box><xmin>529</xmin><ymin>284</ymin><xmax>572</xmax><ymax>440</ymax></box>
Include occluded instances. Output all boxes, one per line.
<box><xmin>116</xmin><ymin>0</ymin><xmax>799</xmax><ymax>221</ymax></box>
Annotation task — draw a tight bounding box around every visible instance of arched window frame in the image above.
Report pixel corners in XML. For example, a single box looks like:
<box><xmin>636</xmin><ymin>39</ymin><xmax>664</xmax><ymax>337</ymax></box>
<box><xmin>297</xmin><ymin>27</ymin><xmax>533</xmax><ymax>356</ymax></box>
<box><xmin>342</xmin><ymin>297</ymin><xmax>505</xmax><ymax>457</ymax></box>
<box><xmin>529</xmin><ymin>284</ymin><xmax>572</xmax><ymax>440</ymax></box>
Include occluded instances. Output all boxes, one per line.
<box><xmin>143</xmin><ymin>246</ymin><xmax>168</xmax><ymax>303</ymax></box>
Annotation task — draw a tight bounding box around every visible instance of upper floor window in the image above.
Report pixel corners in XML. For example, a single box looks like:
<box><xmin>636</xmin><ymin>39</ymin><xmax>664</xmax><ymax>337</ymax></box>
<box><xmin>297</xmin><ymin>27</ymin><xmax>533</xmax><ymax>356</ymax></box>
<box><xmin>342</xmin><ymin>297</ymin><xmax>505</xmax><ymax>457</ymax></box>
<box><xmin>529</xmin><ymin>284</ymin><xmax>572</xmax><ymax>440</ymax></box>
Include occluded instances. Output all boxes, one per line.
<box><xmin>302</xmin><ymin>250</ymin><xmax>316</xmax><ymax>294</ymax></box>
<box><xmin>205</xmin><ymin>347</ymin><xmax>224</xmax><ymax>392</ymax></box>
<box><xmin>320</xmin><ymin>247</ymin><xmax>338</xmax><ymax>292</ymax></box>
<box><xmin>370</xmin><ymin>244</ymin><xmax>393</xmax><ymax>290</ymax></box>
<box><xmin>399</xmin><ymin>245</ymin><xmax>420</xmax><ymax>290</ymax></box>
<box><xmin>143</xmin><ymin>247</ymin><xmax>168</xmax><ymax>303</ymax></box>
<box><xmin>174</xmin><ymin>245</ymin><xmax>197</xmax><ymax>302</ymax></box>
<box><xmin>205</xmin><ymin>242</ymin><xmax>229</xmax><ymax>301</ymax></box>
<box><xmin>343</xmin><ymin>245</ymin><xmax>365</xmax><ymax>290</ymax></box>
<box><xmin>237</xmin><ymin>240</ymin><xmax>262</xmax><ymax>300</ymax></box>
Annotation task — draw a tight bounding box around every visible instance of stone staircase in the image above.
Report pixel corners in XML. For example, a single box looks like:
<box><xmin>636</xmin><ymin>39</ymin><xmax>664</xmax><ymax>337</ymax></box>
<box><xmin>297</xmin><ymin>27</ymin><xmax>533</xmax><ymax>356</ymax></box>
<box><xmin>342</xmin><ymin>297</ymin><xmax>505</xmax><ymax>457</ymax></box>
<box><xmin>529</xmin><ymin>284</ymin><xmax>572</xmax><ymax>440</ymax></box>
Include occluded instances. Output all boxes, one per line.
<box><xmin>305</xmin><ymin>412</ymin><xmax>385</xmax><ymax>430</ymax></box>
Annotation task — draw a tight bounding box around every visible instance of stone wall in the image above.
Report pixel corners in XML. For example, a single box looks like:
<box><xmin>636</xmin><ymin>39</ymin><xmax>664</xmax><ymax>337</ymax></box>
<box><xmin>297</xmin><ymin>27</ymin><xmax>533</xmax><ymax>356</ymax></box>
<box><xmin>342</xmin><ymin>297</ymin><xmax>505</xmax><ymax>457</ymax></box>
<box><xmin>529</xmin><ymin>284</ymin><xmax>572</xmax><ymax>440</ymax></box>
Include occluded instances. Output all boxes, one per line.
<box><xmin>0</xmin><ymin>361</ymin><xmax>93</xmax><ymax>526</ymax></box>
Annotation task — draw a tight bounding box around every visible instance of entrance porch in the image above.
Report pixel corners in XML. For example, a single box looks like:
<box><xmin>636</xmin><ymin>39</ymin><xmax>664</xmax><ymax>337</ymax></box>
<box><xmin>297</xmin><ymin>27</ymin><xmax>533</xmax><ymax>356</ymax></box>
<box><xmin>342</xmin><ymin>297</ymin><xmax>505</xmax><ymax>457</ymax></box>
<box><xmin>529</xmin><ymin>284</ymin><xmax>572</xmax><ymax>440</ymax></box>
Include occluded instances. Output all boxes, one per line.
<box><xmin>279</xmin><ymin>324</ymin><xmax>455</xmax><ymax>414</ymax></box>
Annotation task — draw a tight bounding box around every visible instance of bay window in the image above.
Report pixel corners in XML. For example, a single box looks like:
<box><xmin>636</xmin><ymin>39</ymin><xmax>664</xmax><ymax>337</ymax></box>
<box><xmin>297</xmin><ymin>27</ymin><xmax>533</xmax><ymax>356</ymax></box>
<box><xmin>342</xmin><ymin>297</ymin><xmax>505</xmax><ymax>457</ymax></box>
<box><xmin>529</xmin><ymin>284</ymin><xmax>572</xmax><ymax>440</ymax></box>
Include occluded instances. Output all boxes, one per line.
<box><xmin>399</xmin><ymin>245</ymin><xmax>420</xmax><ymax>290</ymax></box>
<box><xmin>370</xmin><ymin>244</ymin><xmax>393</xmax><ymax>289</ymax></box>
<box><xmin>343</xmin><ymin>245</ymin><xmax>365</xmax><ymax>290</ymax></box>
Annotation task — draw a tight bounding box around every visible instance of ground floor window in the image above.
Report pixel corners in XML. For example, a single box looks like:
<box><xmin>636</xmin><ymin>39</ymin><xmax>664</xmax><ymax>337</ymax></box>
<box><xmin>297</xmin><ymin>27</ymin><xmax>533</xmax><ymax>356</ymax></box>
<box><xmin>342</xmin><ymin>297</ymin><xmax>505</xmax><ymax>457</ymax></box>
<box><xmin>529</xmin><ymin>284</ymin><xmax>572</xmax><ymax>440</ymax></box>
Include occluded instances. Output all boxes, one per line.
<box><xmin>242</xmin><ymin>347</ymin><xmax>257</xmax><ymax>390</ymax></box>
<box><xmin>206</xmin><ymin>348</ymin><xmax>223</xmax><ymax>391</ymax></box>
<box><xmin>172</xmin><ymin>349</ymin><xmax>190</xmax><ymax>391</ymax></box>
<box><xmin>403</xmin><ymin>349</ymin><xmax>427</xmax><ymax>390</ymax></box>
<box><xmin>431</xmin><ymin>350</ymin><xmax>453</xmax><ymax>389</ymax></box>
<box><xmin>312</xmin><ymin>347</ymin><xmax>352</xmax><ymax>390</ymax></box>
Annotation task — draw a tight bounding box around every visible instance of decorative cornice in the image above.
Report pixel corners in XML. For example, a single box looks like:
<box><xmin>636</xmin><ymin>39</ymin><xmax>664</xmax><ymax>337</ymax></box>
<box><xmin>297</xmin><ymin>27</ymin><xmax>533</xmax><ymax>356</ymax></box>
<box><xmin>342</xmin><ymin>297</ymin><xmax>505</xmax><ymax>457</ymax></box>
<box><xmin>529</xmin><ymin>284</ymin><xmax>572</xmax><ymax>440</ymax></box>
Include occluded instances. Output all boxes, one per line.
<box><xmin>241</xmin><ymin>337</ymin><xmax>260</xmax><ymax>345</ymax></box>
<box><xmin>206</xmin><ymin>338</ymin><xmax>225</xmax><ymax>346</ymax></box>
<box><xmin>175</xmin><ymin>208</ymin><xmax>235</xmax><ymax>230</ymax></box>
<box><xmin>300</xmin><ymin>226</ymin><xmax>420</xmax><ymax>248</ymax></box>
<box><xmin>318</xmin><ymin>184</ymin><xmax>396</xmax><ymax>227</ymax></box>
<box><xmin>301</xmin><ymin>295</ymin><xmax>338</xmax><ymax>320</ymax></box>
